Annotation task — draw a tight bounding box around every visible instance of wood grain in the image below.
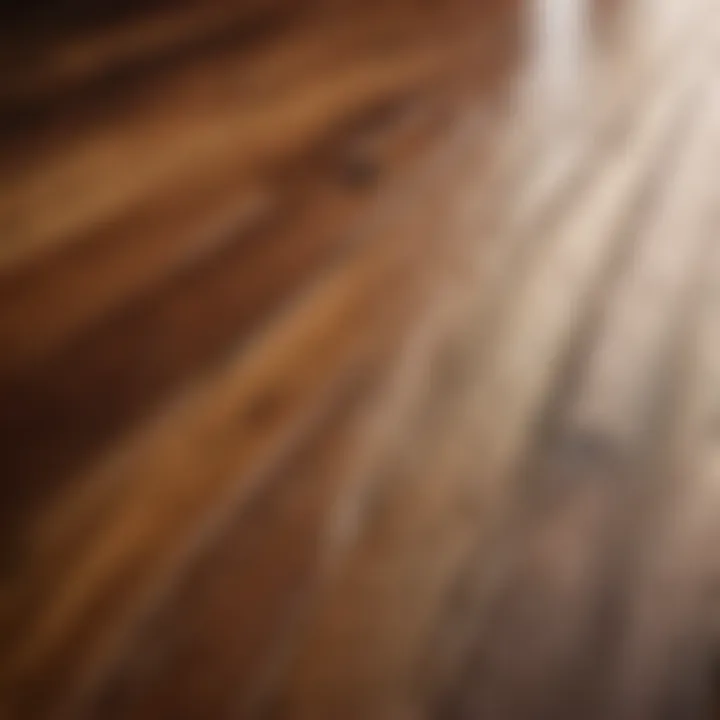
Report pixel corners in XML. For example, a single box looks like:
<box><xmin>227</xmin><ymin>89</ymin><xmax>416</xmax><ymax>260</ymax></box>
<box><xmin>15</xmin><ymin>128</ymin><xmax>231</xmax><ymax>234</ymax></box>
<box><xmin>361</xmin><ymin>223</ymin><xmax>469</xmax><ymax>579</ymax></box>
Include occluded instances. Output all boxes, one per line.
<box><xmin>2</xmin><ymin>1</ymin><xmax>720</xmax><ymax>719</ymax></box>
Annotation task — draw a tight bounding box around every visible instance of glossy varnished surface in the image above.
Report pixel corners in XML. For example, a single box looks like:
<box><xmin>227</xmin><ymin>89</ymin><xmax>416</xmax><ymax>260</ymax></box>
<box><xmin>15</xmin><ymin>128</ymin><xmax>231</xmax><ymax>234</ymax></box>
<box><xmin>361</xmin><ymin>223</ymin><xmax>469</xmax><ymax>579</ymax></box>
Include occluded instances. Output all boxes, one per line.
<box><xmin>2</xmin><ymin>1</ymin><xmax>720</xmax><ymax>718</ymax></box>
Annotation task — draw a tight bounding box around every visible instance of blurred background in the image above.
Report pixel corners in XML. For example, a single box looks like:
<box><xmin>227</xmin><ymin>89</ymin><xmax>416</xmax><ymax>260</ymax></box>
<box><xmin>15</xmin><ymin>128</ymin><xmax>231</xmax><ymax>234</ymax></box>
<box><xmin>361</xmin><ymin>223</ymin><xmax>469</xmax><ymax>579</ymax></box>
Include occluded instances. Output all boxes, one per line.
<box><xmin>1</xmin><ymin>1</ymin><xmax>720</xmax><ymax>718</ymax></box>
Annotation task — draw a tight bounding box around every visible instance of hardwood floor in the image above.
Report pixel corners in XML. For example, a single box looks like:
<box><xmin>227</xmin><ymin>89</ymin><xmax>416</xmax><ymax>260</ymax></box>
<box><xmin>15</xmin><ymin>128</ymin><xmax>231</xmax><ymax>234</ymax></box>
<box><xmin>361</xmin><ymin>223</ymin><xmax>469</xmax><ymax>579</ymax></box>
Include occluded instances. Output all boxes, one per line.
<box><xmin>1</xmin><ymin>1</ymin><xmax>720</xmax><ymax>718</ymax></box>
